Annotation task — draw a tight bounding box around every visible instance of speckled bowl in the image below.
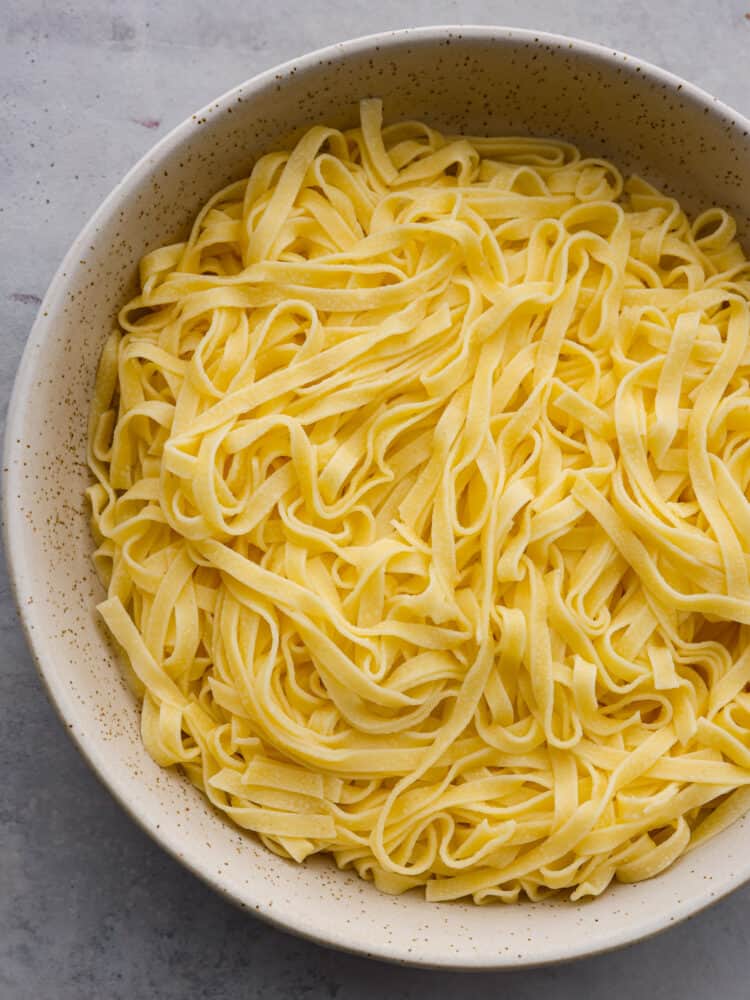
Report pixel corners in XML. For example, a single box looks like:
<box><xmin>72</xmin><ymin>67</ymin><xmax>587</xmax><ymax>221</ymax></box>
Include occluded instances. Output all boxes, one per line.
<box><xmin>5</xmin><ymin>25</ymin><xmax>750</xmax><ymax>969</ymax></box>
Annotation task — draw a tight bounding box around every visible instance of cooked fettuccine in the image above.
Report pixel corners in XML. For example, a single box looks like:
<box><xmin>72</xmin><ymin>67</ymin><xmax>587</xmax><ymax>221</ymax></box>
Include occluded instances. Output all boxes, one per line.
<box><xmin>87</xmin><ymin>100</ymin><xmax>750</xmax><ymax>902</ymax></box>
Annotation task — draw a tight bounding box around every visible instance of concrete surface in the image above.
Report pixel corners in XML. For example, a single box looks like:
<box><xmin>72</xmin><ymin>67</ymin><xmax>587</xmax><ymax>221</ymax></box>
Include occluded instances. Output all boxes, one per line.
<box><xmin>2</xmin><ymin>1</ymin><xmax>750</xmax><ymax>997</ymax></box>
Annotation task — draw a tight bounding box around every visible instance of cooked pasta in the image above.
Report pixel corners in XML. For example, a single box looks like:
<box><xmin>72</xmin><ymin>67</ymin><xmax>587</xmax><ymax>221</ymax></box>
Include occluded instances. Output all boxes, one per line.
<box><xmin>87</xmin><ymin>99</ymin><xmax>750</xmax><ymax>903</ymax></box>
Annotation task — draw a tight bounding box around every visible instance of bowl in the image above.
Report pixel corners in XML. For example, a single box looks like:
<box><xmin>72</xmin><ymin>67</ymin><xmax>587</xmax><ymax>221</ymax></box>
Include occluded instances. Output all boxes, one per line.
<box><xmin>5</xmin><ymin>25</ymin><xmax>750</xmax><ymax>969</ymax></box>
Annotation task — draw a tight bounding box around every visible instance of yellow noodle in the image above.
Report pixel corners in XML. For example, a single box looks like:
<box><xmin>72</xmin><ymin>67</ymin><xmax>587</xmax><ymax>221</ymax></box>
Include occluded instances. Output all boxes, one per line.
<box><xmin>87</xmin><ymin>100</ymin><xmax>750</xmax><ymax>902</ymax></box>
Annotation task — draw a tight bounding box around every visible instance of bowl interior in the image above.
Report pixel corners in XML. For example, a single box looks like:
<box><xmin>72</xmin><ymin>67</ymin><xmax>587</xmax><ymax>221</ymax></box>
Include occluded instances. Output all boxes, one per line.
<box><xmin>6</xmin><ymin>26</ymin><xmax>750</xmax><ymax>968</ymax></box>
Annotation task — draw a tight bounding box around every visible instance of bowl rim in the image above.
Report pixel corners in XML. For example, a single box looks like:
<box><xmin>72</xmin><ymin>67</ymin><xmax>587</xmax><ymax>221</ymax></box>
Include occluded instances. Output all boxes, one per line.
<box><xmin>5</xmin><ymin>23</ymin><xmax>750</xmax><ymax>970</ymax></box>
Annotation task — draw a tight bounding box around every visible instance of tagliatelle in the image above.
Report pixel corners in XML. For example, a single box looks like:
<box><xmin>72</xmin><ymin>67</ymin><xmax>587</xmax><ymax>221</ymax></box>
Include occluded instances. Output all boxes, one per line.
<box><xmin>87</xmin><ymin>100</ymin><xmax>750</xmax><ymax>903</ymax></box>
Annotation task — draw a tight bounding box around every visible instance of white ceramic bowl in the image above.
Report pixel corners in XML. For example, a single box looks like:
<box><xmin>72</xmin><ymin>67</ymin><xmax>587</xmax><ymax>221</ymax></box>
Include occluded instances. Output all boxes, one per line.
<box><xmin>6</xmin><ymin>26</ymin><xmax>750</xmax><ymax>969</ymax></box>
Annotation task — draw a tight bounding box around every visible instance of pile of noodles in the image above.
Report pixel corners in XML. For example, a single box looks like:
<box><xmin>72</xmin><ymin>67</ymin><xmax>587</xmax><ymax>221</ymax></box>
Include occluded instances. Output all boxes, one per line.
<box><xmin>88</xmin><ymin>100</ymin><xmax>750</xmax><ymax>902</ymax></box>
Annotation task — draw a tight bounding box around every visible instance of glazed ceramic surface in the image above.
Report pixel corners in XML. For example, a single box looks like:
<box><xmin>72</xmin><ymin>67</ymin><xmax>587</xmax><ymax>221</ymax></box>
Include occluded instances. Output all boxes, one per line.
<box><xmin>5</xmin><ymin>26</ymin><xmax>750</xmax><ymax>968</ymax></box>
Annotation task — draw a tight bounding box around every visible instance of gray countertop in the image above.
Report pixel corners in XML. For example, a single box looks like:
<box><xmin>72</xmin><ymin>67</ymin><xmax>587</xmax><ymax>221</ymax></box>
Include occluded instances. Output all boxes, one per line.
<box><xmin>3</xmin><ymin>2</ymin><xmax>750</xmax><ymax>997</ymax></box>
